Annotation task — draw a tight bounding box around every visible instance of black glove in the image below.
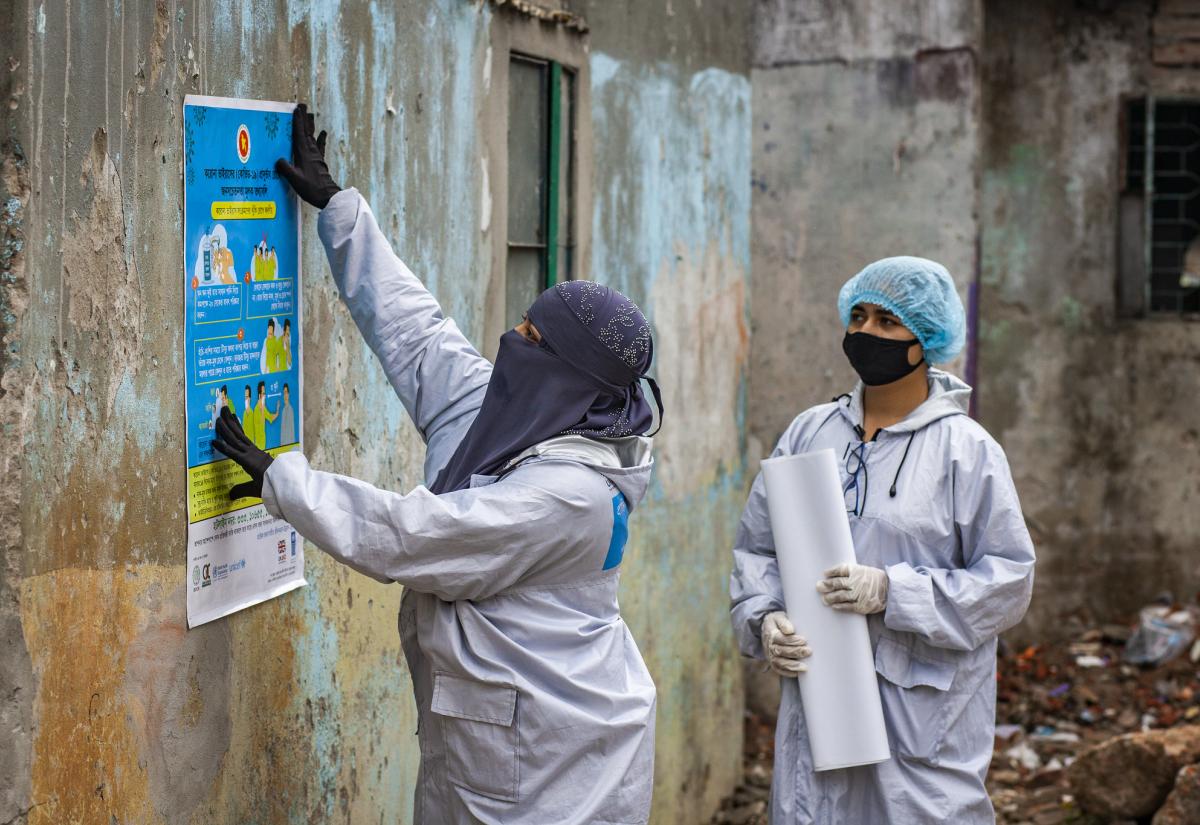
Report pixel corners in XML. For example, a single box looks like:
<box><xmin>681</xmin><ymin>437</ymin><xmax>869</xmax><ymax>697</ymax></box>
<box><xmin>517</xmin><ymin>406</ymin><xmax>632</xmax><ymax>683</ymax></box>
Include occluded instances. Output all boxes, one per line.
<box><xmin>275</xmin><ymin>102</ymin><xmax>341</xmax><ymax>209</ymax></box>
<box><xmin>212</xmin><ymin>406</ymin><xmax>274</xmax><ymax>500</ymax></box>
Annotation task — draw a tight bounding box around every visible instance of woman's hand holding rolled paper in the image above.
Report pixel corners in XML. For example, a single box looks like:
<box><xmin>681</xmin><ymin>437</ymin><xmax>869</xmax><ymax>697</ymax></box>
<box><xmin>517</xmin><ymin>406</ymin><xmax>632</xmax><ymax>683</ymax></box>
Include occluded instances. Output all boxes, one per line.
<box><xmin>761</xmin><ymin>611</ymin><xmax>812</xmax><ymax>677</ymax></box>
<box><xmin>817</xmin><ymin>563</ymin><xmax>889</xmax><ymax>615</ymax></box>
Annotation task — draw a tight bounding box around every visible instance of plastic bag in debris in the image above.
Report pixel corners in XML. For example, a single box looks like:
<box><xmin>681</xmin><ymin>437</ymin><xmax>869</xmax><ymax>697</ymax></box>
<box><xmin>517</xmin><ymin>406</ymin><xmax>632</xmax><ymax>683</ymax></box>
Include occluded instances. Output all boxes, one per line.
<box><xmin>1123</xmin><ymin>605</ymin><xmax>1197</xmax><ymax>666</ymax></box>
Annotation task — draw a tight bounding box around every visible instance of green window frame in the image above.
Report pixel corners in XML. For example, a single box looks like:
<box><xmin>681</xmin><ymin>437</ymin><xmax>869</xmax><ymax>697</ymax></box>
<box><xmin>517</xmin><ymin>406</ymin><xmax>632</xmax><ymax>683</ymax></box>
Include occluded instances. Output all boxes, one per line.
<box><xmin>506</xmin><ymin>53</ymin><xmax>576</xmax><ymax>324</ymax></box>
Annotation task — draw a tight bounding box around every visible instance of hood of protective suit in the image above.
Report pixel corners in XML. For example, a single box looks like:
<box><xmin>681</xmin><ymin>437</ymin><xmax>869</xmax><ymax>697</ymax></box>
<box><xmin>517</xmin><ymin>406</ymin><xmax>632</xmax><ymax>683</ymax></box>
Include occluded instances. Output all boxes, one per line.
<box><xmin>836</xmin><ymin>368</ymin><xmax>971</xmax><ymax>435</ymax></box>
<box><xmin>502</xmin><ymin>433</ymin><xmax>653</xmax><ymax>511</ymax></box>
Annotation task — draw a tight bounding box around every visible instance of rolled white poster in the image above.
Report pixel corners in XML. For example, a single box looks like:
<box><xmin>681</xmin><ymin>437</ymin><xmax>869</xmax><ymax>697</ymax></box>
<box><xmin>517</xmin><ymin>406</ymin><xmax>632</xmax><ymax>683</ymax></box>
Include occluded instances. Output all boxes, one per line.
<box><xmin>760</xmin><ymin>448</ymin><xmax>891</xmax><ymax>771</ymax></box>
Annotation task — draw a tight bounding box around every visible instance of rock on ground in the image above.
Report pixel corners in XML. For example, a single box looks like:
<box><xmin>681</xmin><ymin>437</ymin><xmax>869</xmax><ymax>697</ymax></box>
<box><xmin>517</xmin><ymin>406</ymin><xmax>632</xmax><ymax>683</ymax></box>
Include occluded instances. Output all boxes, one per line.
<box><xmin>1067</xmin><ymin>724</ymin><xmax>1200</xmax><ymax>819</ymax></box>
<box><xmin>1153</xmin><ymin>764</ymin><xmax>1200</xmax><ymax>825</ymax></box>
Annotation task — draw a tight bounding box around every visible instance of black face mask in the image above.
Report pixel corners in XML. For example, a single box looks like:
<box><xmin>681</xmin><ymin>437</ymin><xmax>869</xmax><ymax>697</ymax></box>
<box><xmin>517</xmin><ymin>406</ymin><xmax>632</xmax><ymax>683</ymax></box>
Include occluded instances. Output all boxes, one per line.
<box><xmin>842</xmin><ymin>331</ymin><xmax>923</xmax><ymax>386</ymax></box>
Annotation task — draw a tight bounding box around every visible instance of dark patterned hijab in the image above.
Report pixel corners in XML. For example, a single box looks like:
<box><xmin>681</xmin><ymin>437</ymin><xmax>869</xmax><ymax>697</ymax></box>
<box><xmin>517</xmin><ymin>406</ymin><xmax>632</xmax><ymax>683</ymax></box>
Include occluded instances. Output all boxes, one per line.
<box><xmin>430</xmin><ymin>281</ymin><xmax>662</xmax><ymax>494</ymax></box>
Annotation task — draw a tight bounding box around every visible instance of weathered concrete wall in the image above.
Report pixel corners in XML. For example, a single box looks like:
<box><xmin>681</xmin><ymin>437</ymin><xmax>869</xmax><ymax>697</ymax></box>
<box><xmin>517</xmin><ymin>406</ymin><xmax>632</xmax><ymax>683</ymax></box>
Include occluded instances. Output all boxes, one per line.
<box><xmin>745</xmin><ymin>0</ymin><xmax>983</xmax><ymax>721</ymax></box>
<box><xmin>979</xmin><ymin>0</ymin><xmax>1200</xmax><ymax>637</ymax></box>
<box><xmin>0</xmin><ymin>1</ymin><xmax>750</xmax><ymax>822</ymax></box>
<box><xmin>750</xmin><ymin>0</ymin><xmax>1200</xmax><ymax>643</ymax></box>
<box><xmin>578</xmin><ymin>1</ymin><xmax>751</xmax><ymax>817</ymax></box>
<box><xmin>749</xmin><ymin>0</ymin><xmax>982</xmax><ymax>462</ymax></box>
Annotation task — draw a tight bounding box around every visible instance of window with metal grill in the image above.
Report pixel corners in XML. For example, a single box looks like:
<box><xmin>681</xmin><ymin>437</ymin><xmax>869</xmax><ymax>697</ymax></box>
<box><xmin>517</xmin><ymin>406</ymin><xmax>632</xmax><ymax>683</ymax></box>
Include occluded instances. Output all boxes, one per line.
<box><xmin>1119</xmin><ymin>98</ymin><xmax>1200</xmax><ymax>316</ymax></box>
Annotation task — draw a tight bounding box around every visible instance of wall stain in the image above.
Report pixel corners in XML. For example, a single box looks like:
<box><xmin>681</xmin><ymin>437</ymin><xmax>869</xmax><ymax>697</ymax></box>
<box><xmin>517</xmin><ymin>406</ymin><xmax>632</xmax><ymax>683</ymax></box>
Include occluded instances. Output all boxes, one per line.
<box><xmin>5</xmin><ymin>3</ymin><xmax>751</xmax><ymax>823</ymax></box>
<box><xmin>21</xmin><ymin>568</ymin><xmax>163</xmax><ymax>823</ymax></box>
<box><xmin>62</xmin><ymin>128</ymin><xmax>142</xmax><ymax>416</ymax></box>
<box><xmin>0</xmin><ymin>125</ymin><xmax>35</xmax><ymax>825</ymax></box>
<box><xmin>977</xmin><ymin>0</ymin><xmax>1200</xmax><ymax>638</ymax></box>
<box><xmin>589</xmin><ymin>51</ymin><xmax>751</xmax><ymax>822</ymax></box>
<box><xmin>651</xmin><ymin>239</ymin><xmax>749</xmax><ymax>498</ymax></box>
<box><xmin>123</xmin><ymin>581</ymin><xmax>231</xmax><ymax>825</ymax></box>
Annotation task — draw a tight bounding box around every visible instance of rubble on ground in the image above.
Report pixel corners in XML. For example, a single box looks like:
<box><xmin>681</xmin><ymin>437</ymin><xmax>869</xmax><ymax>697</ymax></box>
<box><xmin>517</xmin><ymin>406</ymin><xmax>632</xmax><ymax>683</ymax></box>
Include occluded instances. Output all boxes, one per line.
<box><xmin>713</xmin><ymin>611</ymin><xmax>1200</xmax><ymax>825</ymax></box>
<box><xmin>991</xmin><ymin>616</ymin><xmax>1200</xmax><ymax>824</ymax></box>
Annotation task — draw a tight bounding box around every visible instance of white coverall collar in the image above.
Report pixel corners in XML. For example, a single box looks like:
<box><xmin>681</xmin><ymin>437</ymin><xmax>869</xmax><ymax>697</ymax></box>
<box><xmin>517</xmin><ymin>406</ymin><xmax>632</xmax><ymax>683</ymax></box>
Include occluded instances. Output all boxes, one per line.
<box><xmin>501</xmin><ymin>433</ymin><xmax>653</xmax><ymax>473</ymax></box>
<box><xmin>838</xmin><ymin>368</ymin><xmax>972</xmax><ymax>438</ymax></box>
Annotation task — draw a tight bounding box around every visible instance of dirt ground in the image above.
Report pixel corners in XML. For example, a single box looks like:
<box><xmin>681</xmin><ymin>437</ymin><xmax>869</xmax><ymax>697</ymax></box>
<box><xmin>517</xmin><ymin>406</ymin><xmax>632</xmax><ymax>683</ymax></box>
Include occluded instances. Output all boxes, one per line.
<box><xmin>709</xmin><ymin>622</ymin><xmax>1200</xmax><ymax>825</ymax></box>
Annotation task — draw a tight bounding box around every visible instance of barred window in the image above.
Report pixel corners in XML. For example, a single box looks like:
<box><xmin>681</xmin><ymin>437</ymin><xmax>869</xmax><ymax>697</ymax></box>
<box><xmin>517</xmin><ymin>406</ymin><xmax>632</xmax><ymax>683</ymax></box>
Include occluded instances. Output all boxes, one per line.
<box><xmin>1119</xmin><ymin>98</ymin><xmax>1200</xmax><ymax>315</ymax></box>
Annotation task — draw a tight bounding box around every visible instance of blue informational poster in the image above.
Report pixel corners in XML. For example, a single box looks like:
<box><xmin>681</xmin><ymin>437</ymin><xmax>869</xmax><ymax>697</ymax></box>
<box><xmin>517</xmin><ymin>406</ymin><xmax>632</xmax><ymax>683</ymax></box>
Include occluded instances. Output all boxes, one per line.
<box><xmin>183</xmin><ymin>95</ymin><xmax>306</xmax><ymax>628</ymax></box>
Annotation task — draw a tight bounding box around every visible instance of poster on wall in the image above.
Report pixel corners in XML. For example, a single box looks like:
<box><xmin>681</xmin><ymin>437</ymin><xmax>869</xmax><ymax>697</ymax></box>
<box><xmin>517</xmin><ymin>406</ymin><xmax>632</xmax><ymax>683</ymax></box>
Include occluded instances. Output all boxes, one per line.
<box><xmin>183</xmin><ymin>95</ymin><xmax>306</xmax><ymax>628</ymax></box>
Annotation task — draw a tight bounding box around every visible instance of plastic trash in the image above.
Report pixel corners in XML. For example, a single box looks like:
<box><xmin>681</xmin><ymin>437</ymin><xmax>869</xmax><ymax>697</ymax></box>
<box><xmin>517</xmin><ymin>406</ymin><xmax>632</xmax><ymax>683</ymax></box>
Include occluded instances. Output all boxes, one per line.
<box><xmin>1005</xmin><ymin>741</ymin><xmax>1041</xmax><ymax>771</ymax></box>
<box><xmin>994</xmin><ymin>724</ymin><xmax>1023</xmax><ymax>742</ymax></box>
<box><xmin>1030</xmin><ymin>728</ymin><xmax>1080</xmax><ymax>744</ymax></box>
<box><xmin>1123</xmin><ymin>605</ymin><xmax>1197</xmax><ymax>666</ymax></box>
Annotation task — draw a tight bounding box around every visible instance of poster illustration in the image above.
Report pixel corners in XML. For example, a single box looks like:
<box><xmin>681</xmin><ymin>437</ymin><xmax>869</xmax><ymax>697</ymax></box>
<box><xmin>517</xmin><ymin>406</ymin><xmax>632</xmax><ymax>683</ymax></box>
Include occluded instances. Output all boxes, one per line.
<box><xmin>183</xmin><ymin>95</ymin><xmax>306</xmax><ymax>628</ymax></box>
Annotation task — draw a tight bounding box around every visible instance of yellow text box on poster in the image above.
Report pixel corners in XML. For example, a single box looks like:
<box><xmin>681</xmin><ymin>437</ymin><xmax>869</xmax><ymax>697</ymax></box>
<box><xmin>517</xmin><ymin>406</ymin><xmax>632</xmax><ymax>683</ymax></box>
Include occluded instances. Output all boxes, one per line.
<box><xmin>211</xmin><ymin>201</ymin><xmax>277</xmax><ymax>220</ymax></box>
<box><xmin>187</xmin><ymin>444</ymin><xmax>299</xmax><ymax>524</ymax></box>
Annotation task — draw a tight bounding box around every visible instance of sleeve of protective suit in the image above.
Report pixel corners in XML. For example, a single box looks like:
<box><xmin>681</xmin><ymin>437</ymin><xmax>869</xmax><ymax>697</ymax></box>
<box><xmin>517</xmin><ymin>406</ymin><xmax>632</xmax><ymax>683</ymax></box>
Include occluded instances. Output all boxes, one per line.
<box><xmin>730</xmin><ymin>441</ymin><xmax>789</xmax><ymax>660</ymax></box>
<box><xmin>261</xmin><ymin>451</ymin><xmax>595</xmax><ymax>601</ymax></box>
<box><xmin>883</xmin><ymin>434</ymin><xmax>1036</xmax><ymax>652</ymax></box>
<box><xmin>317</xmin><ymin>188</ymin><xmax>492</xmax><ymax>484</ymax></box>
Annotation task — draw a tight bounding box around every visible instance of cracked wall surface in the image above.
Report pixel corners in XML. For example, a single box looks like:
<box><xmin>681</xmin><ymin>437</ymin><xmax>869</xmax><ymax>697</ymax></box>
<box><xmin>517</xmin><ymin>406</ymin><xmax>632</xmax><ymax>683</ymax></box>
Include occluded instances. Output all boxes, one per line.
<box><xmin>0</xmin><ymin>1</ymin><xmax>751</xmax><ymax>822</ymax></box>
<box><xmin>755</xmin><ymin>0</ymin><xmax>978</xmax><ymax>67</ymax></box>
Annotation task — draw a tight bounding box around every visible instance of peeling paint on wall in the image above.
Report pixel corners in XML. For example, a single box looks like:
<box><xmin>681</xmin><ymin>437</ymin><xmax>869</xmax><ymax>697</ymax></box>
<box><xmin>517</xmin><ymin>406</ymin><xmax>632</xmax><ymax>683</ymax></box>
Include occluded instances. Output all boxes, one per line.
<box><xmin>651</xmin><ymin>242</ymin><xmax>749</xmax><ymax>497</ymax></box>
<box><xmin>2</xmin><ymin>1</ymin><xmax>752</xmax><ymax>822</ymax></box>
<box><xmin>590</xmin><ymin>56</ymin><xmax>752</xmax><ymax>499</ymax></box>
<box><xmin>588</xmin><ymin>51</ymin><xmax>751</xmax><ymax>823</ymax></box>
<box><xmin>1</xmin><ymin>111</ymin><xmax>35</xmax><ymax>825</ymax></box>
<box><xmin>62</xmin><ymin>129</ymin><xmax>143</xmax><ymax>422</ymax></box>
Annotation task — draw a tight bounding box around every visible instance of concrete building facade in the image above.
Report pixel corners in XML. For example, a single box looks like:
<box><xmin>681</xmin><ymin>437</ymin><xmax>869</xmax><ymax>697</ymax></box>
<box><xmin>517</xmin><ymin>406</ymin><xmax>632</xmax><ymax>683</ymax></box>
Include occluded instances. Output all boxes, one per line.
<box><xmin>0</xmin><ymin>1</ymin><xmax>750</xmax><ymax>822</ymax></box>
<box><xmin>750</xmin><ymin>0</ymin><xmax>1200</xmax><ymax>641</ymax></box>
<box><xmin>8</xmin><ymin>0</ymin><xmax>1200</xmax><ymax>821</ymax></box>
<box><xmin>978</xmin><ymin>0</ymin><xmax>1200</xmax><ymax>637</ymax></box>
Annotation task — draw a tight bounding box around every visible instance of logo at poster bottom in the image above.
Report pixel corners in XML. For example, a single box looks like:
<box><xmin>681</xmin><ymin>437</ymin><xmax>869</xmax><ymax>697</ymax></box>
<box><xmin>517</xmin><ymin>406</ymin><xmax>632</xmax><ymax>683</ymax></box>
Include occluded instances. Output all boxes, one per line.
<box><xmin>237</xmin><ymin>124</ymin><xmax>251</xmax><ymax>163</ymax></box>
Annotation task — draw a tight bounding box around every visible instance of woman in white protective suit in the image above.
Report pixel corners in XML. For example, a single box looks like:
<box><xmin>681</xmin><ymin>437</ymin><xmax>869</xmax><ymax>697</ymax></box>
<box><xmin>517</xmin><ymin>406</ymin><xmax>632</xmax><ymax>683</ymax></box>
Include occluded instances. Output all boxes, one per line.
<box><xmin>730</xmin><ymin>256</ymin><xmax>1036</xmax><ymax>824</ymax></box>
<box><xmin>214</xmin><ymin>104</ymin><xmax>663</xmax><ymax>824</ymax></box>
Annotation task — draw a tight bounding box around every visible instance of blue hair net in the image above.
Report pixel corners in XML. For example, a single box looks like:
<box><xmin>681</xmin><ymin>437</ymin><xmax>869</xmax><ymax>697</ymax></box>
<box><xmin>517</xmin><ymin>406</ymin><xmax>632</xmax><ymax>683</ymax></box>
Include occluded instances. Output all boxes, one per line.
<box><xmin>837</xmin><ymin>256</ymin><xmax>966</xmax><ymax>365</ymax></box>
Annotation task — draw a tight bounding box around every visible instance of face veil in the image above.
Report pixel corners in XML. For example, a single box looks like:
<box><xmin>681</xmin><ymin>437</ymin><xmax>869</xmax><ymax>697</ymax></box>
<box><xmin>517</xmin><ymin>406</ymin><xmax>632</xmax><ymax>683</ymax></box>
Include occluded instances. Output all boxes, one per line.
<box><xmin>430</xmin><ymin>281</ymin><xmax>662</xmax><ymax>494</ymax></box>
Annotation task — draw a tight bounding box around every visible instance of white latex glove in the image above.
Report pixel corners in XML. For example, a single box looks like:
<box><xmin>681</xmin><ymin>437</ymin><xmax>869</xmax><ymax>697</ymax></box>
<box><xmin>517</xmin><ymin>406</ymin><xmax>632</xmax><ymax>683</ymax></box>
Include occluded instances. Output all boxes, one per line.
<box><xmin>816</xmin><ymin>563</ymin><xmax>889</xmax><ymax>614</ymax></box>
<box><xmin>760</xmin><ymin>611</ymin><xmax>812</xmax><ymax>677</ymax></box>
